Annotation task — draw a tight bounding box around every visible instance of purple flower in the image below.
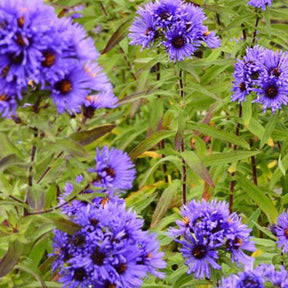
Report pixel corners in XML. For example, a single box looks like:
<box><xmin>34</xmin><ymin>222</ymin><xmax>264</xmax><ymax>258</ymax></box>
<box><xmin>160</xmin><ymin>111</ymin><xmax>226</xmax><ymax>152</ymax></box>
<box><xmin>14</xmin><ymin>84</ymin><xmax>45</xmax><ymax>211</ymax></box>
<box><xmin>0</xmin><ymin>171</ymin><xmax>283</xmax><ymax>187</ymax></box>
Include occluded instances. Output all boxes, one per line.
<box><xmin>247</xmin><ymin>0</ymin><xmax>273</xmax><ymax>10</ymax></box>
<box><xmin>89</xmin><ymin>146</ymin><xmax>136</xmax><ymax>192</ymax></box>
<box><xmin>169</xmin><ymin>199</ymin><xmax>255</xmax><ymax>279</ymax></box>
<box><xmin>274</xmin><ymin>210</ymin><xmax>288</xmax><ymax>253</ymax></box>
<box><xmin>53</xmin><ymin>197</ymin><xmax>166</xmax><ymax>288</ymax></box>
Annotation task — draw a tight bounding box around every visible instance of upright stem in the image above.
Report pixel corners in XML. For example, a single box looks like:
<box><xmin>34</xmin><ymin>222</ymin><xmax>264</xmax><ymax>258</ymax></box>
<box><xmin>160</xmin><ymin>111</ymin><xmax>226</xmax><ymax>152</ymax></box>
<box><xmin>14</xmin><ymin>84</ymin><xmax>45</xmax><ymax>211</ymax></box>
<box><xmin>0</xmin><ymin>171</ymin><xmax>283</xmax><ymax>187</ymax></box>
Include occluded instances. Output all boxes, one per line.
<box><xmin>179</xmin><ymin>69</ymin><xmax>187</xmax><ymax>205</ymax></box>
<box><xmin>252</xmin><ymin>13</ymin><xmax>260</xmax><ymax>45</ymax></box>
<box><xmin>229</xmin><ymin>104</ymin><xmax>242</xmax><ymax>212</ymax></box>
<box><xmin>250</xmin><ymin>139</ymin><xmax>258</xmax><ymax>186</ymax></box>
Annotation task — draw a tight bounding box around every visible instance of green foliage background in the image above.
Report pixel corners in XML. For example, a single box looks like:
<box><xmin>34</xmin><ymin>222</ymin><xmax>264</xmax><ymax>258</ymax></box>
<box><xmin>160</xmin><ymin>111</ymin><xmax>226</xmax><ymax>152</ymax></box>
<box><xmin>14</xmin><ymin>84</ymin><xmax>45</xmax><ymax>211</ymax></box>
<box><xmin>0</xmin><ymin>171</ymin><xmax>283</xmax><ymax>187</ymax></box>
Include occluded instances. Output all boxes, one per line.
<box><xmin>1</xmin><ymin>0</ymin><xmax>288</xmax><ymax>287</ymax></box>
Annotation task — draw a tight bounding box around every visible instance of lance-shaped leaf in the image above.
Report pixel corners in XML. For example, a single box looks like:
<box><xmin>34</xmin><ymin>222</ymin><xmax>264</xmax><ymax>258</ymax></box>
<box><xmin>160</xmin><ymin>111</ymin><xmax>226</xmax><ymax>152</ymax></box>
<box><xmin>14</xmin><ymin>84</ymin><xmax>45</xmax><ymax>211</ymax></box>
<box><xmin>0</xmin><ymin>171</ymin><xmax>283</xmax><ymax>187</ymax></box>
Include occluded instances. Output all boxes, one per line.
<box><xmin>69</xmin><ymin>124</ymin><xmax>115</xmax><ymax>145</ymax></box>
<box><xmin>181</xmin><ymin>151</ymin><xmax>215</xmax><ymax>187</ymax></box>
<box><xmin>129</xmin><ymin>130</ymin><xmax>175</xmax><ymax>159</ymax></box>
<box><xmin>0</xmin><ymin>240</ymin><xmax>24</xmax><ymax>277</ymax></box>
<box><xmin>0</xmin><ymin>154</ymin><xmax>22</xmax><ymax>172</ymax></box>
<box><xmin>102</xmin><ymin>19</ymin><xmax>131</xmax><ymax>54</ymax></box>
<box><xmin>236</xmin><ymin>176</ymin><xmax>278</xmax><ymax>223</ymax></box>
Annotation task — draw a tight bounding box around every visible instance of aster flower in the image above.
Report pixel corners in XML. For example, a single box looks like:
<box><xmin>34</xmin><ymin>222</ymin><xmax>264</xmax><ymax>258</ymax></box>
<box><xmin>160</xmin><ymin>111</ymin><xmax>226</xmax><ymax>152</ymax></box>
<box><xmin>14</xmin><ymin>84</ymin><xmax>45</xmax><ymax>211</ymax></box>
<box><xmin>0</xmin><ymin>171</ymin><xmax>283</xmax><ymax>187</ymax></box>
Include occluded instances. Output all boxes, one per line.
<box><xmin>247</xmin><ymin>0</ymin><xmax>273</xmax><ymax>10</ymax></box>
<box><xmin>274</xmin><ymin>210</ymin><xmax>288</xmax><ymax>253</ymax></box>
<box><xmin>129</xmin><ymin>0</ymin><xmax>220</xmax><ymax>62</ymax></box>
<box><xmin>169</xmin><ymin>199</ymin><xmax>255</xmax><ymax>279</ymax></box>
<box><xmin>89</xmin><ymin>146</ymin><xmax>136</xmax><ymax>192</ymax></box>
<box><xmin>53</xmin><ymin>197</ymin><xmax>166</xmax><ymax>288</ymax></box>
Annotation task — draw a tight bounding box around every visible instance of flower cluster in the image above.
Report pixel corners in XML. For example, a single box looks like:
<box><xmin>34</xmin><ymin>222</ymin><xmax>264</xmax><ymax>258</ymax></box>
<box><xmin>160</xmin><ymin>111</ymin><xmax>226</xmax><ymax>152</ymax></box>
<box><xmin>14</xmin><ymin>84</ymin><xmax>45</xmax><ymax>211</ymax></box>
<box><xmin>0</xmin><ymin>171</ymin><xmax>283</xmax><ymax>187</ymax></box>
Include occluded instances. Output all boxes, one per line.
<box><xmin>129</xmin><ymin>0</ymin><xmax>220</xmax><ymax>62</ymax></box>
<box><xmin>0</xmin><ymin>0</ymin><xmax>117</xmax><ymax>117</ymax></box>
<box><xmin>232</xmin><ymin>45</ymin><xmax>288</xmax><ymax>113</ymax></box>
<box><xmin>247</xmin><ymin>0</ymin><xmax>273</xmax><ymax>10</ymax></box>
<box><xmin>52</xmin><ymin>197</ymin><xmax>166</xmax><ymax>288</ymax></box>
<box><xmin>169</xmin><ymin>199</ymin><xmax>255</xmax><ymax>279</ymax></box>
<box><xmin>219</xmin><ymin>264</ymin><xmax>288</xmax><ymax>287</ymax></box>
<box><xmin>272</xmin><ymin>210</ymin><xmax>288</xmax><ymax>253</ymax></box>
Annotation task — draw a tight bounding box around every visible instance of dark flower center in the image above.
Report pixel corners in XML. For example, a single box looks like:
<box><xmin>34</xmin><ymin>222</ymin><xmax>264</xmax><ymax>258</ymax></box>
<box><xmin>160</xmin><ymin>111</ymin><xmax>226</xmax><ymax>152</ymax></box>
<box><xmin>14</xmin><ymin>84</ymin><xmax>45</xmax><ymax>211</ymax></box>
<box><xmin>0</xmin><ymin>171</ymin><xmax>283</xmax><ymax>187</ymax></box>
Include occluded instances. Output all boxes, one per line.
<box><xmin>73</xmin><ymin>234</ymin><xmax>86</xmax><ymax>247</ymax></box>
<box><xmin>16</xmin><ymin>34</ymin><xmax>26</xmax><ymax>47</ymax></box>
<box><xmin>90</xmin><ymin>218</ymin><xmax>99</xmax><ymax>226</ymax></box>
<box><xmin>116</xmin><ymin>263</ymin><xmax>127</xmax><ymax>274</ymax></box>
<box><xmin>10</xmin><ymin>52</ymin><xmax>24</xmax><ymax>65</ymax></box>
<box><xmin>42</xmin><ymin>51</ymin><xmax>56</xmax><ymax>67</ymax></box>
<box><xmin>2</xmin><ymin>66</ymin><xmax>9</xmax><ymax>77</ymax></box>
<box><xmin>145</xmin><ymin>27</ymin><xmax>153</xmax><ymax>36</ymax></box>
<box><xmin>74</xmin><ymin>268</ymin><xmax>86</xmax><ymax>281</ymax></box>
<box><xmin>172</xmin><ymin>36</ymin><xmax>185</xmax><ymax>49</ymax></box>
<box><xmin>91</xmin><ymin>249</ymin><xmax>105</xmax><ymax>265</ymax></box>
<box><xmin>192</xmin><ymin>244</ymin><xmax>207</xmax><ymax>259</ymax></box>
<box><xmin>104</xmin><ymin>166</ymin><xmax>116</xmax><ymax>178</ymax></box>
<box><xmin>285</xmin><ymin>227</ymin><xmax>288</xmax><ymax>238</ymax></box>
<box><xmin>242</xmin><ymin>275</ymin><xmax>261</xmax><ymax>287</ymax></box>
<box><xmin>272</xmin><ymin>68</ymin><xmax>280</xmax><ymax>77</ymax></box>
<box><xmin>105</xmin><ymin>283</ymin><xmax>116</xmax><ymax>288</ymax></box>
<box><xmin>250</xmin><ymin>71</ymin><xmax>259</xmax><ymax>80</ymax></box>
<box><xmin>232</xmin><ymin>237</ymin><xmax>243</xmax><ymax>249</ymax></box>
<box><xmin>18</xmin><ymin>17</ymin><xmax>25</xmax><ymax>28</ymax></box>
<box><xmin>159</xmin><ymin>11</ymin><xmax>169</xmax><ymax>20</ymax></box>
<box><xmin>239</xmin><ymin>82</ymin><xmax>246</xmax><ymax>92</ymax></box>
<box><xmin>0</xmin><ymin>94</ymin><xmax>7</xmax><ymax>101</ymax></box>
<box><xmin>265</xmin><ymin>84</ymin><xmax>278</xmax><ymax>99</ymax></box>
<box><xmin>55</xmin><ymin>79</ymin><xmax>72</xmax><ymax>94</ymax></box>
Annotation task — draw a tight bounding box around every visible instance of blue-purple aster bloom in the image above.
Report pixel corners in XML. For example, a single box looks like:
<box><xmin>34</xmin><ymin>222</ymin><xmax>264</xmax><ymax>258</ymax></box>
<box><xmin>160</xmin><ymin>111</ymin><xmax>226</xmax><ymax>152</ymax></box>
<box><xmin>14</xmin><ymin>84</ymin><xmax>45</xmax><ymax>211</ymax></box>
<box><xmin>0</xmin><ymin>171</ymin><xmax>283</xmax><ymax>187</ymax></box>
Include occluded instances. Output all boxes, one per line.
<box><xmin>0</xmin><ymin>0</ymin><xmax>117</xmax><ymax>117</ymax></box>
<box><xmin>274</xmin><ymin>210</ymin><xmax>288</xmax><ymax>253</ymax></box>
<box><xmin>232</xmin><ymin>46</ymin><xmax>288</xmax><ymax>113</ymax></box>
<box><xmin>89</xmin><ymin>146</ymin><xmax>136</xmax><ymax>193</ymax></box>
<box><xmin>247</xmin><ymin>0</ymin><xmax>273</xmax><ymax>10</ymax></box>
<box><xmin>219</xmin><ymin>264</ymin><xmax>288</xmax><ymax>288</ymax></box>
<box><xmin>53</xmin><ymin>197</ymin><xmax>166</xmax><ymax>288</ymax></box>
<box><xmin>129</xmin><ymin>0</ymin><xmax>220</xmax><ymax>62</ymax></box>
<box><xmin>169</xmin><ymin>199</ymin><xmax>255</xmax><ymax>279</ymax></box>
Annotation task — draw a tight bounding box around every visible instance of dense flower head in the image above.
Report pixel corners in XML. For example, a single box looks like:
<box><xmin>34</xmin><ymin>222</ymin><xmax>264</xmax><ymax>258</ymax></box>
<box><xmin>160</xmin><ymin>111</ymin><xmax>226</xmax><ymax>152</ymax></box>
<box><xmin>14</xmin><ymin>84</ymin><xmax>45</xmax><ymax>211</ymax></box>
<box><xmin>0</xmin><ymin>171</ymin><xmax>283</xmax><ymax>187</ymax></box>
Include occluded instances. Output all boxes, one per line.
<box><xmin>273</xmin><ymin>210</ymin><xmax>288</xmax><ymax>253</ymax></box>
<box><xmin>89</xmin><ymin>146</ymin><xmax>136</xmax><ymax>193</ymax></box>
<box><xmin>168</xmin><ymin>199</ymin><xmax>255</xmax><ymax>279</ymax></box>
<box><xmin>247</xmin><ymin>0</ymin><xmax>273</xmax><ymax>10</ymax></box>
<box><xmin>0</xmin><ymin>0</ymin><xmax>116</xmax><ymax>117</ymax></box>
<box><xmin>232</xmin><ymin>45</ymin><xmax>288</xmax><ymax>113</ymax></box>
<box><xmin>52</xmin><ymin>197</ymin><xmax>166</xmax><ymax>288</ymax></box>
<box><xmin>219</xmin><ymin>264</ymin><xmax>288</xmax><ymax>288</ymax></box>
<box><xmin>129</xmin><ymin>0</ymin><xmax>220</xmax><ymax>62</ymax></box>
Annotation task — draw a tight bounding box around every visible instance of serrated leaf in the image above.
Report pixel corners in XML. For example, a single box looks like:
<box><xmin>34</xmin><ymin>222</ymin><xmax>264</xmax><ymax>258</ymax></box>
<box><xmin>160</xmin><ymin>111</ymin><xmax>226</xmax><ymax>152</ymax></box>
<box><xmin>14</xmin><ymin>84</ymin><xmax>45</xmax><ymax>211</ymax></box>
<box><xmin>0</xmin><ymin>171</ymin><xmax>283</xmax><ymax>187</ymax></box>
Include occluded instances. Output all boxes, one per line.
<box><xmin>181</xmin><ymin>151</ymin><xmax>214</xmax><ymax>187</ymax></box>
<box><xmin>102</xmin><ymin>19</ymin><xmax>131</xmax><ymax>54</ymax></box>
<box><xmin>69</xmin><ymin>124</ymin><xmax>115</xmax><ymax>145</ymax></box>
<box><xmin>129</xmin><ymin>130</ymin><xmax>175</xmax><ymax>159</ymax></box>
<box><xmin>237</xmin><ymin>176</ymin><xmax>278</xmax><ymax>223</ymax></box>
<box><xmin>202</xmin><ymin>151</ymin><xmax>260</xmax><ymax>166</ymax></box>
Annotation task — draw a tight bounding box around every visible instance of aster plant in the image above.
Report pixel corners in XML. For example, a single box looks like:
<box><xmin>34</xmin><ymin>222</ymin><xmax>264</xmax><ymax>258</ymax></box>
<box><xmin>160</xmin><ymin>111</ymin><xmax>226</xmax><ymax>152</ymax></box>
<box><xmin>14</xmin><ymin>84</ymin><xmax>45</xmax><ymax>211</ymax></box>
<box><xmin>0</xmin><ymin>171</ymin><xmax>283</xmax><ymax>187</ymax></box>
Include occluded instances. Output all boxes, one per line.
<box><xmin>129</xmin><ymin>0</ymin><xmax>220</xmax><ymax>62</ymax></box>
<box><xmin>169</xmin><ymin>199</ymin><xmax>255</xmax><ymax>279</ymax></box>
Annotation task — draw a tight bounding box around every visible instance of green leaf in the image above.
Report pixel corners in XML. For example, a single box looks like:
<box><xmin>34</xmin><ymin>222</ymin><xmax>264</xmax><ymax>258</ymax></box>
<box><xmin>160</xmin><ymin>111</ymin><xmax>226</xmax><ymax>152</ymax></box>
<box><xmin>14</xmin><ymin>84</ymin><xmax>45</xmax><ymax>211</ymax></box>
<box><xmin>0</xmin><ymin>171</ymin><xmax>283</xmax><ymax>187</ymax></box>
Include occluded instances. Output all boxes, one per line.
<box><xmin>181</xmin><ymin>151</ymin><xmax>214</xmax><ymax>187</ymax></box>
<box><xmin>269</xmin><ymin>154</ymin><xmax>288</xmax><ymax>189</ymax></box>
<box><xmin>260</xmin><ymin>114</ymin><xmax>278</xmax><ymax>148</ymax></box>
<box><xmin>151</xmin><ymin>181</ymin><xmax>180</xmax><ymax>228</ymax></box>
<box><xmin>189</xmin><ymin>122</ymin><xmax>250</xmax><ymax>149</ymax></box>
<box><xmin>69</xmin><ymin>124</ymin><xmax>115</xmax><ymax>145</ymax></box>
<box><xmin>129</xmin><ymin>130</ymin><xmax>175</xmax><ymax>159</ymax></box>
<box><xmin>0</xmin><ymin>154</ymin><xmax>22</xmax><ymax>172</ymax></box>
<box><xmin>202</xmin><ymin>151</ymin><xmax>260</xmax><ymax>166</ymax></box>
<box><xmin>102</xmin><ymin>19</ymin><xmax>131</xmax><ymax>54</ymax></box>
<box><xmin>236</xmin><ymin>176</ymin><xmax>278</xmax><ymax>223</ymax></box>
<box><xmin>15</xmin><ymin>258</ymin><xmax>47</xmax><ymax>288</ymax></box>
<box><xmin>0</xmin><ymin>240</ymin><xmax>24</xmax><ymax>277</ymax></box>
<box><xmin>35</xmin><ymin>213</ymin><xmax>81</xmax><ymax>235</ymax></box>
<box><xmin>49</xmin><ymin>139</ymin><xmax>89</xmax><ymax>158</ymax></box>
